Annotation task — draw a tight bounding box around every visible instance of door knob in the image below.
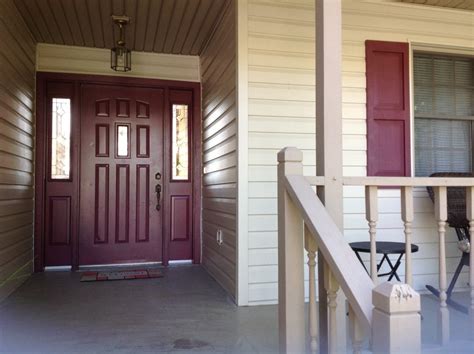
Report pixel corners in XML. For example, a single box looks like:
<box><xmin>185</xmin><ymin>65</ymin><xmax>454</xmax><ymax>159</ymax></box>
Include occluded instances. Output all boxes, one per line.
<box><xmin>155</xmin><ymin>172</ymin><xmax>161</xmax><ymax>180</ymax></box>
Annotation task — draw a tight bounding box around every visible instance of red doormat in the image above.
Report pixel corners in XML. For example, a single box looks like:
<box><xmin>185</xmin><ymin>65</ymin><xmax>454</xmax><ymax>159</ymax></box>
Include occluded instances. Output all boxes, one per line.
<box><xmin>80</xmin><ymin>269</ymin><xmax>163</xmax><ymax>282</ymax></box>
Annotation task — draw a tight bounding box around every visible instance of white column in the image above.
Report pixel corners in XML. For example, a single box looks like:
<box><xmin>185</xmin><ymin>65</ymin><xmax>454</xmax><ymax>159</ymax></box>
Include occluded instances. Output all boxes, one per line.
<box><xmin>278</xmin><ymin>147</ymin><xmax>305</xmax><ymax>354</ymax></box>
<box><xmin>315</xmin><ymin>1</ymin><xmax>344</xmax><ymax>352</ymax></box>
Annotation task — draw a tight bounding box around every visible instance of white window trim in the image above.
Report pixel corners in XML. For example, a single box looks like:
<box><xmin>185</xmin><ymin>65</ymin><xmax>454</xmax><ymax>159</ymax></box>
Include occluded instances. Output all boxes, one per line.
<box><xmin>408</xmin><ymin>41</ymin><xmax>474</xmax><ymax>177</ymax></box>
<box><xmin>408</xmin><ymin>42</ymin><xmax>474</xmax><ymax>177</ymax></box>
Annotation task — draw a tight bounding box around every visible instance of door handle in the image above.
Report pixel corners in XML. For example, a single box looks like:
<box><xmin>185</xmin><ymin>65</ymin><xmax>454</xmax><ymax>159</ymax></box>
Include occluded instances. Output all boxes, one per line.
<box><xmin>155</xmin><ymin>183</ymin><xmax>162</xmax><ymax>211</ymax></box>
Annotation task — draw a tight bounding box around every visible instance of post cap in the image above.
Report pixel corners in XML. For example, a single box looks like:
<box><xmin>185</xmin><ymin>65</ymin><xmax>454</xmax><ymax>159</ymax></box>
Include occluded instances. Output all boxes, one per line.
<box><xmin>277</xmin><ymin>147</ymin><xmax>303</xmax><ymax>163</ymax></box>
<box><xmin>372</xmin><ymin>282</ymin><xmax>420</xmax><ymax>314</ymax></box>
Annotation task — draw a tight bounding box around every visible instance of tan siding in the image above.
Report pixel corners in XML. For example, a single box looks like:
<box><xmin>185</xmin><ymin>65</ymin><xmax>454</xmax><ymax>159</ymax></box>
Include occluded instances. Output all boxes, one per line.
<box><xmin>200</xmin><ymin>1</ymin><xmax>237</xmax><ymax>300</ymax></box>
<box><xmin>37</xmin><ymin>44</ymin><xmax>201</xmax><ymax>82</ymax></box>
<box><xmin>0</xmin><ymin>0</ymin><xmax>36</xmax><ymax>302</ymax></box>
<box><xmin>246</xmin><ymin>0</ymin><xmax>474</xmax><ymax>304</ymax></box>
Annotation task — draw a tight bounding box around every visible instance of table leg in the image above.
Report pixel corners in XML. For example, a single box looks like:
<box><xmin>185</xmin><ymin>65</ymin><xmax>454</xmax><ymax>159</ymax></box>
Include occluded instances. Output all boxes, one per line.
<box><xmin>386</xmin><ymin>253</ymin><xmax>404</xmax><ymax>282</ymax></box>
<box><xmin>354</xmin><ymin>251</ymin><xmax>369</xmax><ymax>276</ymax></box>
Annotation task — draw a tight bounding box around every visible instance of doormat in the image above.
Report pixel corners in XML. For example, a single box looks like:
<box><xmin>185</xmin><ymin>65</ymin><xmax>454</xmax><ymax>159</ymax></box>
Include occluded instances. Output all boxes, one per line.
<box><xmin>80</xmin><ymin>269</ymin><xmax>163</xmax><ymax>282</ymax></box>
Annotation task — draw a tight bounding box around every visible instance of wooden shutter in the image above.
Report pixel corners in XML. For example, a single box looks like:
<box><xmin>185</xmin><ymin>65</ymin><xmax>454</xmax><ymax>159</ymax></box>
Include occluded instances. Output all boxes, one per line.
<box><xmin>366</xmin><ymin>40</ymin><xmax>410</xmax><ymax>176</ymax></box>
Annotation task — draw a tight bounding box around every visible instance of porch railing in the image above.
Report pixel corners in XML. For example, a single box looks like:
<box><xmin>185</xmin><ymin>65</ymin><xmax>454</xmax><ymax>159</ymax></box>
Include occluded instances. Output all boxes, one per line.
<box><xmin>278</xmin><ymin>147</ymin><xmax>474</xmax><ymax>353</ymax></box>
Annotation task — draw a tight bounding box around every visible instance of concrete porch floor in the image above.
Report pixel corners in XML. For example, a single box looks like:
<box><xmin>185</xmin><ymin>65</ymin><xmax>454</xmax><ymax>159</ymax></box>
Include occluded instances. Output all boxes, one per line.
<box><xmin>0</xmin><ymin>265</ymin><xmax>278</xmax><ymax>353</ymax></box>
<box><xmin>1</xmin><ymin>265</ymin><xmax>474</xmax><ymax>353</ymax></box>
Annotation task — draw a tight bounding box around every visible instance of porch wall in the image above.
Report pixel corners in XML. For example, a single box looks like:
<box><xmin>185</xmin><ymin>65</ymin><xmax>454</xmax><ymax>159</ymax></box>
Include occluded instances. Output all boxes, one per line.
<box><xmin>0</xmin><ymin>1</ymin><xmax>37</xmax><ymax>302</ymax></box>
<box><xmin>36</xmin><ymin>44</ymin><xmax>200</xmax><ymax>82</ymax></box>
<box><xmin>243</xmin><ymin>0</ymin><xmax>474</xmax><ymax>305</ymax></box>
<box><xmin>200</xmin><ymin>1</ymin><xmax>237</xmax><ymax>299</ymax></box>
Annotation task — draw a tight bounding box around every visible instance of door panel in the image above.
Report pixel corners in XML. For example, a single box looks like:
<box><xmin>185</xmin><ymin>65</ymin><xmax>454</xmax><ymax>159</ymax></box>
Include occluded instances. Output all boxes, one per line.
<box><xmin>165</xmin><ymin>90</ymin><xmax>194</xmax><ymax>261</ymax></box>
<box><xmin>79</xmin><ymin>84</ymin><xmax>164</xmax><ymax>265</ymax></box>
<box><xmin>44</xmin><ymin>82</ymin><xmax>76</xmax><ymax>266</ymax></box>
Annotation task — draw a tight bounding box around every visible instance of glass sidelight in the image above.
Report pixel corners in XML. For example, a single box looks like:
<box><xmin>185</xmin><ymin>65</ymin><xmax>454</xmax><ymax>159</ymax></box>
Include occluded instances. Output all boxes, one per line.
<box><xmin>51</xmin><ymin>98</ymin><xmax>71</xmax><ymax>180</ymax></box>
<box><xmin>172</xmin><ymin>104</ymin><xmax>189</xmax><ymax>180</ymax></box>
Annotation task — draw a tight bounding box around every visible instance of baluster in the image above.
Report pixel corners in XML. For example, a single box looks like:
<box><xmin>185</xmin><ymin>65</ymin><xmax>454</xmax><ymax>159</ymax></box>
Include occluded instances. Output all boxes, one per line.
<box><xmin>434</xmin><ymin>186</ymin><xmax>449</xmax><ymax>345</ymax></box>
<box><xmin>466</xmin><ymin>186</ymin><xmax>474</xmax><ymax>331</ymax></box>
<box><xmin>365</xmin><ymin>186</ymin><xmax>378</xmax><ymax>283</ymax></box>
<box><xmin>305</xmin><ymin>225</ymin><xmax>318</xmax><ymax>354</ymax></box>
<box><xmin>349</xmin><ymin>305</ymin><xmax>364</xmax><ymax>354</ymax></box>
<box><xmin>324</xmin><ymin>262</ymin><xmax>340</xmax><ymax>354</ymax></box>
<box><xmin>401</xmin><ymin>186</ymin><xmax>414</xmax><ymax>286</ymax></box>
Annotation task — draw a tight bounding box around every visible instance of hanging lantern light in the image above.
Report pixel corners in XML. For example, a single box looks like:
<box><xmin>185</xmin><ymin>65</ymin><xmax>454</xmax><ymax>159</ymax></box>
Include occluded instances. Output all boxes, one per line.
<box><xmin>111</xmin><ymin>15</ymin><xmax>131</xmax><ymax>72</ymax></box>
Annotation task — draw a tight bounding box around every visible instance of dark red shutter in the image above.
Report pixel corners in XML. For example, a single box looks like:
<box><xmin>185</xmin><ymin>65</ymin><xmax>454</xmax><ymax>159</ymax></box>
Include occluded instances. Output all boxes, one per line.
<box><xmin>366</xmin><ymin>40</ymin><xmax>410</xmax><ymax>176</ymax></box>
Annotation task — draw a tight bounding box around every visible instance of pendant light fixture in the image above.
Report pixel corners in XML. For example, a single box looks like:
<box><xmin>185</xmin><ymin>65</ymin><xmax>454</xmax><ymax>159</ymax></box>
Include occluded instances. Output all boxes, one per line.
<box><xmin>111</xmin><ymin>15</ymin><xmax>131</xmax><ymax>72</ymax></box>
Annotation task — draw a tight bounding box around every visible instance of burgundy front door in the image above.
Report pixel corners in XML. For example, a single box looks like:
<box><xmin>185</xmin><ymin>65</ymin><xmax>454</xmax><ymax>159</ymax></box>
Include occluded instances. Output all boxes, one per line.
<box><xmin>79</xmin><ymin>84</ymin><xmax>164</xmax><ymax>265</ymax></box>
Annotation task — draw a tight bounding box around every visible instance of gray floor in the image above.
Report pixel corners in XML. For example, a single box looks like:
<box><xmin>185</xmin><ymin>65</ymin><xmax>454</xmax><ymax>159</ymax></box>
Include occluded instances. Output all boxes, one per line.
<box><xmin>0</xmin><ymin>265</ymin><xmax>278</xmax><ymax>354</ymax></box>
<box><xmin>1</xmin><ymin>265</ymin><xmax>474</xmax><ymax>353</ymax></box>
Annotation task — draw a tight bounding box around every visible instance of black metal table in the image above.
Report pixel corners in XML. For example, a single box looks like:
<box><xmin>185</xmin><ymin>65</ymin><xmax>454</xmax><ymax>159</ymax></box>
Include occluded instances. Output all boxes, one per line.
<box><xmin>349</xmin><ymin>241</ymin><xmax>419</xmax><ymax>281</ymax></box>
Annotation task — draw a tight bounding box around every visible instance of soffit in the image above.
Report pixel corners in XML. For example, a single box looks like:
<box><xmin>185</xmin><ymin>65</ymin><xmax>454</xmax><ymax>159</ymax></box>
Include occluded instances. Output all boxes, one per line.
<box><xmin>13</xmin><ymin>0</ymin><xmax>230</xmax><ymax>55</ymax></box>
<box><xmin>400</xmin><ymin>0</ymin><xmax>474</xmax><ymax>11</ymax></box>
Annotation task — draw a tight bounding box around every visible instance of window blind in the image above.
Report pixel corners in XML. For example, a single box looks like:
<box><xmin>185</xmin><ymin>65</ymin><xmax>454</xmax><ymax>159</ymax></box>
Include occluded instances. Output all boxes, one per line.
<box><xmin>415</xmin><ymin>118</ymin><xmax>471</xmax><ymax>177</ymax></box>
<box><xmin>414</xmin><ymin>54</ymin><xmax>474</xmax><ymax>118</ymax></box>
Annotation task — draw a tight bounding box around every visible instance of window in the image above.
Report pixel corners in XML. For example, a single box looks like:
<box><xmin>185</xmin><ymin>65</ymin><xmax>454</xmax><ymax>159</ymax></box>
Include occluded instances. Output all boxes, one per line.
<box><xmin>172</xmin><ymin>104</ymin><xmax>189</xmax><ymax>180</ymax></box>
<box><xmin>51</xmin><ymin>98</ymin><xmax>71</xmax><ymax>179</ymax></box>
<box><xmin>414</xmin><ymin>54</ymin><xmax>474</xmax><ymax>177</ymax></box>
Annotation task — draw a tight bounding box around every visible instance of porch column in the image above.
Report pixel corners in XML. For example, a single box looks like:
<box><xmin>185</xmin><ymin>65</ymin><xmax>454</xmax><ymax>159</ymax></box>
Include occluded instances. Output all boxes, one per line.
<box><xmin>315</xmin><ymin>0</ymin><xmax>344</xmax><ymax>353</ymax></box>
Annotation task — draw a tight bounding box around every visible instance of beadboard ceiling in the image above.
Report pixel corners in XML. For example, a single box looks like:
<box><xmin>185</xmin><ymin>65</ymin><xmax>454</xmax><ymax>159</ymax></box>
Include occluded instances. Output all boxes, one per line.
<box><xmin>13</xmin><ymin>0</ymin><xmax>230</xmax><ymax>55</ymax></box>
<box><xmin>400</xmin><ymin>0</ymin><xmax>474</xmax><ymax>11</ymax></box>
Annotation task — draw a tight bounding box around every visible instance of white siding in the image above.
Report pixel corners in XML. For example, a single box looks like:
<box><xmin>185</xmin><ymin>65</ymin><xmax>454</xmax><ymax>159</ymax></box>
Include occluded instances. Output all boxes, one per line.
<box><xmin>0</xmin><ymin>0</ymin><xmax>36</xmax><ymax>302</ymax></box>
<box><xmin>200</xmin><ymin>2</ymin><xmax>237</xmax><ymax>299</ymax></box>
<box><xmin>245</xmin><ymin>0</ymin><xmax>474</xmax><ymax>305</ymax></box>
<box><xmin>37</xmin><ymin>43</ymin><xmax>200</xmax><ymax>82</ymax></box>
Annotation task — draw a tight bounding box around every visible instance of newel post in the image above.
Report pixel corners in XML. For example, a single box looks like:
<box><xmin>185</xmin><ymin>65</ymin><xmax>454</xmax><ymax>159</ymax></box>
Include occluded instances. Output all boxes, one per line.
<box><xmin>278</xmin><ymin>147</ymin><xmax>305</xmax><ymax>354</ymax></box>
<box><xmin>372</xmin><ymin>283</ymin><xmax>421</xmax><ymax>354</ymax></box>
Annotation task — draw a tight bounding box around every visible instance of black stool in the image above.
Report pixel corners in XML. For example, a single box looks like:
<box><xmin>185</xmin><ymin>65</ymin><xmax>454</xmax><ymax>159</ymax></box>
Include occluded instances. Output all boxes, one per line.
<box><xmin>349</xmin><ymin>241</ymin><xmax>419</xmax><ymax>281</ymax></box>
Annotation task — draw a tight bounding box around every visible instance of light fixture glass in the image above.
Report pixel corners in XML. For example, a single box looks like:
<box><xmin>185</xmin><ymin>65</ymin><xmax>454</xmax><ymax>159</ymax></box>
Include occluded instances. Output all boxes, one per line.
<box><xmin>111</xmin><ymin>46</ymin><xmax>131</xmax><ymax>72</ymax></box>
<box><xmin>111</xmin><ymin>15</ymin><xmax>131</xmax><ymax>72</ymax></box>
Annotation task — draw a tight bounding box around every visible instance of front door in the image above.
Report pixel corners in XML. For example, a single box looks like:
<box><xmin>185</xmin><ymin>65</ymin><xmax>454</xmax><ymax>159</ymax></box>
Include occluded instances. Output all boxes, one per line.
<box><xmin>36</xmin><ymin>74</ymin><xmax>201</xmax><ymax>270</ymax></box>
<box><xmin>79</xmin><ymin>84</ymin><xmax>164</xmax><ymax>265</ymax></box>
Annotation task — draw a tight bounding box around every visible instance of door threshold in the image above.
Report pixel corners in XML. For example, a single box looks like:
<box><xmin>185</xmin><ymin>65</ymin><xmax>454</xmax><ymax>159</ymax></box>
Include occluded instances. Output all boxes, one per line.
<box><xmin>79</xmin><ymin>261</ymin><xmax>163</xmax><ymax>271</ymax></box>
<box><xmin>44</xmin><ymin>266</ymin><xmax>72</xmax><ymax>272</ymax></box>
<box><xmin>168</xmin><ymin>260</ymin><xmax>193</xmax><ymax>265</ymax></box>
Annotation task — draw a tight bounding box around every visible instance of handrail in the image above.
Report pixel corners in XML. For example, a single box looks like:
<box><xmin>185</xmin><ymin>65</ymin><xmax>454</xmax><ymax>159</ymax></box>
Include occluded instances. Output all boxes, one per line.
<box><xmin>305</xmin><ymin>175</ymin><xmax>474</xmax><ymax>187</ymax></box>
<box><xmin>284</xmin><ymin>174</ymin><xmax>374</xmax><ymax>331</ymax></box>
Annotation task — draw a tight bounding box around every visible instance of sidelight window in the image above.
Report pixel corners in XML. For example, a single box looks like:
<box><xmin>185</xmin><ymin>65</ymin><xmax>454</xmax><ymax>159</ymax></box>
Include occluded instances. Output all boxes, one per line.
<box><xmin>172</xmin><ymin>104</ymin><xmax>189</xmax><ymax>180</ymax></box>
<box><xmin>51</xmin><ymin>98</ymin><xmax>71</xmax><ymax>180</ymax></box>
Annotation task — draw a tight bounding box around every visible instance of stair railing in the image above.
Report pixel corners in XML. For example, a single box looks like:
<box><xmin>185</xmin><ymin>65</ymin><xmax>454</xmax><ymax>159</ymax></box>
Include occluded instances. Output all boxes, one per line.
<box><xmin>278</xmin><ymin>147</ymin><xmax>422</xmax><ymax>354</ymax></box>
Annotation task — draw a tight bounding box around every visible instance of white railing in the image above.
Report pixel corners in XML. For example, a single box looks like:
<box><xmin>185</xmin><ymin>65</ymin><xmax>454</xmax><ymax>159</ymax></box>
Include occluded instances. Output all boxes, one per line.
<box><xmin>278</xmin><ymin>147</ymin><xmax>474</xmax><ymax>353</ymax></box>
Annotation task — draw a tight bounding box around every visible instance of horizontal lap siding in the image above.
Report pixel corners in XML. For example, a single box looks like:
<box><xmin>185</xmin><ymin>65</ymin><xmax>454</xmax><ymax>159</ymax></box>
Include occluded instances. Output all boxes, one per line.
<box><xmin>0</xmin><ymin>0</ymin><xmax>36</xmax><ymax>302</ymax></box>
<box><xmin>246</xmin><ymin>0</ymin><xmax>474</xmax><ymax>305</ymax></box>
<box><xmin>247</xmin><ymin>0</ymin><xmax>316</xmax><ymax>304</ymax></box>
<box><xmin>200</xmin><ymin>2</ymin><xmax>237</xmax><ymax>300</ymax></box>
